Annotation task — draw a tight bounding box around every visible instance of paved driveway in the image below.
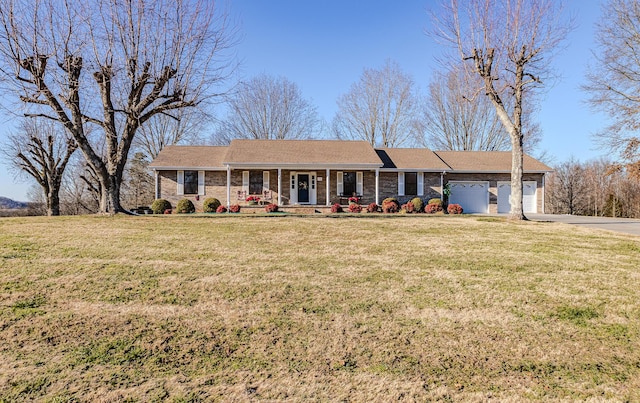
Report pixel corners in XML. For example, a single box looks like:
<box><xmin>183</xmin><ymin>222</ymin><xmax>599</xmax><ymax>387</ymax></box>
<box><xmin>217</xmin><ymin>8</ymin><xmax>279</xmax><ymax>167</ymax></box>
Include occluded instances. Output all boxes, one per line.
<box><xmin>527</xmin><ymin>214</ymin><xmax>640</xmax><ymax>236</ymax></box>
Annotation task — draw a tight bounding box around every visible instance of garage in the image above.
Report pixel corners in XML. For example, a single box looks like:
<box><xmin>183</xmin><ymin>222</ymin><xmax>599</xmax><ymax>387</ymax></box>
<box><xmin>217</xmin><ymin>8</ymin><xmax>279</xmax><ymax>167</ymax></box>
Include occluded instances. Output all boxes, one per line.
<box><xmin>497</xmin><ymin>181</ymin><xmax>537</xmax><ymax>214</ymax></box>
<box><xmin>448</xmin><ymin>181</ymin><xmax>489</xmax><ymax>213</ymax></box>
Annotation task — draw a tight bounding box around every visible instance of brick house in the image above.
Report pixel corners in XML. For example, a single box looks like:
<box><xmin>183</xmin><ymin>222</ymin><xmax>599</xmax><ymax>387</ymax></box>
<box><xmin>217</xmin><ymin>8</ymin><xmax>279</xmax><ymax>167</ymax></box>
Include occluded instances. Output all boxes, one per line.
<box><xmin>149</xmin><ymin>139</ymin><xmax>552</xmax><ymax>214</ymax></box>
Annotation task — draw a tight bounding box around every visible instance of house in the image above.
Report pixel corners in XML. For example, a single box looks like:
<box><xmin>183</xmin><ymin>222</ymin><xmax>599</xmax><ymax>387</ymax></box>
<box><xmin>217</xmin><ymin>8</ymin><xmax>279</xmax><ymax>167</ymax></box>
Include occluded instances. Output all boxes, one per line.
<box><xmin>149</xmin><ymin>139</ymin><xmax>552</xmax><ymax>214</ymax></box>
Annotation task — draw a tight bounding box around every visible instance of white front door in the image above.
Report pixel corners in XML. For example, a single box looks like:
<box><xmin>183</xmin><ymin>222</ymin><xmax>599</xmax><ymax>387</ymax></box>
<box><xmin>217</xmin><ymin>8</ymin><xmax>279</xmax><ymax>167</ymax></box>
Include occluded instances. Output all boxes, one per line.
<box><xmin>290</xmin><ymin>172</ymin><xmax>317</xmax><ymax>204</ymax></box>
<box><xmin>497</xmin><ymin>181</ymin><xmax>537</xmax><ymax>214</ymax></box>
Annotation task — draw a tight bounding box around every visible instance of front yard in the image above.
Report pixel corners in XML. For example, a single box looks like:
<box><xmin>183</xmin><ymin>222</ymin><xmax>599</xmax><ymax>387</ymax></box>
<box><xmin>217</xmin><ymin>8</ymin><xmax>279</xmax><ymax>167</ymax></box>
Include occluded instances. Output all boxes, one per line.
<box><xmin>0</xmin><ymin>215</ymin><xmax>639</xmax><ymax>401</ymax></box>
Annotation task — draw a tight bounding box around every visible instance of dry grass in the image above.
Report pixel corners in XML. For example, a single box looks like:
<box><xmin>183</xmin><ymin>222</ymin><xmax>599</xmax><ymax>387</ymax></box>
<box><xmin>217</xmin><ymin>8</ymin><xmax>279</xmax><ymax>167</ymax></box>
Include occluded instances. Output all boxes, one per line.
<box><xmin>1</xmin><ymin>214</ymin><xmax>639</xmax><ymax>402</ymax></box>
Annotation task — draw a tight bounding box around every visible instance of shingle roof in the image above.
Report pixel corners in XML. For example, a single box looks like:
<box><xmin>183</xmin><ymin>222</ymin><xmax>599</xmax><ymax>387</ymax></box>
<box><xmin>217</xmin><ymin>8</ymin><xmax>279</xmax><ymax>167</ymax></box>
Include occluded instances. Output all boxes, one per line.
<box><xmin>434</xmin><ymin>151</ymin><xmax>552</xmax><ymax>172</ymax></box>
<box><xmin>148</xmin><ymin>146</ymin><xmax>228</xmax><ymax>169</ymax></box>
<box><xmin>375</xmin><ymin>148</ymin><xmax>451</xmax><ymax>171</ymax></box>
<box><xmin>223</xmin><ymin>139</ymin><xmax>383</xmax><ymax>167</ymax></box>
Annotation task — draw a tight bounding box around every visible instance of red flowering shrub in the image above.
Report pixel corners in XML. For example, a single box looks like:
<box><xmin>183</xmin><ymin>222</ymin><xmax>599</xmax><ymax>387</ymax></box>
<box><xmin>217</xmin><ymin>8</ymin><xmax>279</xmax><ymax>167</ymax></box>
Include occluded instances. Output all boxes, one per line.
<box><xmin>348</xmin><ymin>203</ymin><xmax>362</xmax><ymax>213</ymax></box>
<box><xmin>331</xmin><ymin>203</ymin><xmax>343</xmax><ymax>213</ymax></box>
<box><xmin>216</xmin><ymin>205</ymin><xmax>227</xmax><ymax>213</ymax></box>
<box><xmin>367</xmin><ymin>202</ymin><xmax>379</xmax><ymax>213</ymax></box>
<box><xmin>382</xmin><ymin>198</ymin><xmax>400</xmax><ymax>213</ymax></box>
<box><xmin>401</xmin><ymin>201</ymin><xmax>415</xmax><ymax>213</ymax></box>
<box><xmin>424</xmin><ymin>203</ymin><xmax>443</xmax><ymax>214</ymax></box>
<box><xmin>264</xmin><ymin>203</ymin><xmax>279</xmax><ymax>213</ymax></box>
<box><xmin>229</xmin><ymin>204</ymin><xmax>241</xmax><ymax>213</ymax></box>
<box><xmin>447</xmin><ymin>203</ymin><xmax>463</xmax><ymax>214</ymax></box>
<box><xmin>164</xmin><ymin>209</ymin><xmax>172</xmax><ymax>214</ymax></box>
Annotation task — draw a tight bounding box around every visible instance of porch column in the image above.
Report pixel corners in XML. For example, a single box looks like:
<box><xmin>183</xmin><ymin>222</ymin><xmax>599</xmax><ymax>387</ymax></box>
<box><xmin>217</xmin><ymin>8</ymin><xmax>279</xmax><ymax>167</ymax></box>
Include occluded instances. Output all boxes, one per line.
<box><xmin>375</xmin><ymin>168</ymin><xmax>380</xmax><ymax>205</ymax></box>
<box><xmin>226</xmin><ymin>165</ymin><xmax>231</xmax><ymax>208</ymax></box>
<box><xmin>326</xmin><ymin>168</ymin><xmax>331</xmax><ymax>206</ymax></box>
<box><xmin>154</xmin><ymin>170</ymin><xmax>159</xmax><ymax>200</ymax></box>
<box><xmin>278</xmin><ymin>168</ymin><xmax>282</xmax><ymax>206</ymax></box>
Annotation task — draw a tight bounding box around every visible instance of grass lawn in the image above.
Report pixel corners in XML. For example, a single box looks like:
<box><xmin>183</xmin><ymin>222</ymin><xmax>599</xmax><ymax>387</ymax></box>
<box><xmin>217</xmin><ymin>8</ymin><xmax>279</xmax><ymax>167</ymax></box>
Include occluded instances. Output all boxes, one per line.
<box><xmin>1</xmin><ymin>214</ymin><xmax>639</xmax><ymax>401</ymax></box>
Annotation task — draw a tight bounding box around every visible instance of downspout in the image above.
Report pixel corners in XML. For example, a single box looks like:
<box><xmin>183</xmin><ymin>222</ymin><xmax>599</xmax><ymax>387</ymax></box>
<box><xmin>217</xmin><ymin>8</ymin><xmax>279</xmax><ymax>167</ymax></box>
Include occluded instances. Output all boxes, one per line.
<box><xmin>542</xmin><ymin>173</ymin><xmax>546</xmax><ymax>214</ymax></box>
<box><xmin>226</xmin><ymin>165</ymin><xmax>231</xmax><ymax>209</ymax></box>
<box><xmin>440</xmin><ymin>171</ymin><xmax>446</xmax><ymax>199</ymax></box>
<box><xmin>154</xmin><ymin>170</ymin><xmax>159</xmax><ymax>200</ymax></box>
<box><xmin>375</xmin><ymin>168</ymin><xmax>380</xmax><ymax>205</ymax></box>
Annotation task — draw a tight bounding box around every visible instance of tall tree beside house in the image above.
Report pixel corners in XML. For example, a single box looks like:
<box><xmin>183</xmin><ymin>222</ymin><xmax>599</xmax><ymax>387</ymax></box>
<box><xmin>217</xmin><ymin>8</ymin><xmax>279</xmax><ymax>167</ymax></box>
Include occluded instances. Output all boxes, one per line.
<box><xmin>0</xmin><ymin>0</ymin><xmax>236</xmax><ymax>214</ymax></box>
<box><xmin>332</xmin><ymin>59</ymin><xmax>422</xmax><ymax>148</ymax></box>
<box><xmin>422</xmin><ymin>68</ymin><xmax>542</xmax><ymax>152</ymax></box>
<box><xmin>214</xmin><ymin>74</ymin><xmax>323</xmax><ymax>144</ymax></box>
<box><xmin>432</xmin><ymin>0</ymin><xmax>572</xmax><ymax>220</ymax></box>
<box><xmin>584</xmin><ymin>0</ymin><xmax>640</xmax><ymax>176</ymax></box>
<box><xmin>2</xmin><ymin>119</ymin><xmax>77</xmax><ymax>216</ymax></box>
<box><xmin>120</xmin><ymin>152</ymin><xmax>155</xmax><ymax>210</ymax></box>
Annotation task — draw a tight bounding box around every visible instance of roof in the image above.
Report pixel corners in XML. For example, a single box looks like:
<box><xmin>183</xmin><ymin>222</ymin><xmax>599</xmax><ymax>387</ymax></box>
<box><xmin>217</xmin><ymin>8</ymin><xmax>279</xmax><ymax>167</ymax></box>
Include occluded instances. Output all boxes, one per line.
<box><xmin>148</xmin><ymin>141</ymin><xmax>552</xmax><ymax>173</ymax></box>
<box><xmin>223</xmin><ymin>139</ymin><xmax>383</xmax><ymax>168</ymax></box>
<box><xmin>376</xmin><ymin>148</ymin><xmax>451</xmax><ymax>171</ymax></box>
<box><xmin>434</xmin><ymin>151</ymin><xmax>552</xmax><ymax>172</ymax></box>
<box><xmin>148</xmin><ymin>146</ymin><xmax>228</xmax><ymax>169</ymax></box>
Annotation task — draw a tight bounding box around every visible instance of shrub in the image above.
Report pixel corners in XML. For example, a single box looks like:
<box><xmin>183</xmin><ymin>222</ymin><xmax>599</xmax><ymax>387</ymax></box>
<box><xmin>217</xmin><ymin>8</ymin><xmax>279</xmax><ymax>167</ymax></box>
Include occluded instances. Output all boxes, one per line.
<box><xmin>428</xmin><ymin>198</ymin><xmax>443</xmax><ymax>207</ymax></box>
<box><xmin>176</xmin><ymin>199</ymin><xmax>195</xmax><ymax>214</ymax></box>
<box><xmin>151</xmin><ymin>199</ymin><xmax>172</xmax><ymax>214</ymax></box>
<box><xmin>229</xmin><ymin>204</ymin><xmax>241</xmax><ymax>213</ymax></box>
<box><xmin>367</xmin><ymin>202</ymin><xmax>379</xmax><ymax>213</ymax></box>
<box><xmin>410</xmin><ymin>197</ymin><xmax>424</xmax><ymax>213</ymax></box>
<box><xmin>424</xmin><ymin>203</ymin><xmax>443</xmax><ymax>214</ymax></box>
<box><xmin>348</xmin><ymin>203</ymin><xmax>362</xmax><ymax>213</ymax></box>
<box><xmin>382</xmin><ymin>198</ymin><xmax>400</xmax><ymax>213</ymax></box>
<box><xmin>264</xmin><ymin>203</ymin><xmax>279</xmax><ymax>213</ymax></box>
<box><xmin>203</xmin><ymin>197</ymin><xmax>221</xmax><ymax>213</ymax></box>
<box><xmin>447</xmin><ymin>203</ymin><xmax>463</xmax><ymax>214</ymax></box>
<box><xmin>216</xmin><ymin>205</ymin><xmax>227</xmax><ymax>213</ymax></box>
<box><xmin>164</xmin><ymin>209</ymin><xmax>172</xmax><ymax>214</ymax></box>
<box><xmin>401</xmin><ymin>201</ymin><xmax>415</xmax><ymax>213</ymax></box>
<box><xmin>331</xmin><ymin>203</ymin><xmax>343</xmax><ymax>213</ymax></box>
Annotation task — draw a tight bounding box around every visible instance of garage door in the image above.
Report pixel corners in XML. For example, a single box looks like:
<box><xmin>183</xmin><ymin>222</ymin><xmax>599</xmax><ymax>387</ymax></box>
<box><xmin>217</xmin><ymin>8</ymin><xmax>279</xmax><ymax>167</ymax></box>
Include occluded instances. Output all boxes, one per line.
<box><xmin>448</xmin><ymin>181</ymin><xmax>489</xmax><ymax>213</ymax></box>
<box><xmin>497</xmin><ymin>181</ymin><xmax>537</xmax><ymax>213</ymax></box>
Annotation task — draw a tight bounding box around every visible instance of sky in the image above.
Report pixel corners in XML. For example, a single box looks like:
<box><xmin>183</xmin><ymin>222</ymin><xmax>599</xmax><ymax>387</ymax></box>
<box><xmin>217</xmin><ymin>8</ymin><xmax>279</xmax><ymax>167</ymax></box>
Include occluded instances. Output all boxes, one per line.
<box><xmin>0</xmin><ymin>0</ymin><xmax>607</xmax><ymax>202</ymax></box>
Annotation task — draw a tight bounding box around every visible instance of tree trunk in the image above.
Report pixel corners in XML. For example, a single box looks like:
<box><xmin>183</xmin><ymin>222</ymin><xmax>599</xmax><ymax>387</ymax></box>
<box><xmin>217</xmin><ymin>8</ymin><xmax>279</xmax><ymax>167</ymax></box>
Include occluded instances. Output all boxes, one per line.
<box><xmin>47</xmin><ymin>187</ymin><xmax>61</xmax><ymax>216</ymax></box>
<box><xmin>509</xmin><ymin>134</ymin><xmax>526</xmax><ymax>220</ymax></box>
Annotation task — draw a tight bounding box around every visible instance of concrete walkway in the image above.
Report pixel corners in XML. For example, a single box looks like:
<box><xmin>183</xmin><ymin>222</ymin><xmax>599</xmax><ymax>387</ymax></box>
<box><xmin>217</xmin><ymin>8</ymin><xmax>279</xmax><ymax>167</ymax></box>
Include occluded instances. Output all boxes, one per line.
<box><xmin>527</xmin><ymin>214</ymin><xmax>640</xmax><ymax>237</ymax></box>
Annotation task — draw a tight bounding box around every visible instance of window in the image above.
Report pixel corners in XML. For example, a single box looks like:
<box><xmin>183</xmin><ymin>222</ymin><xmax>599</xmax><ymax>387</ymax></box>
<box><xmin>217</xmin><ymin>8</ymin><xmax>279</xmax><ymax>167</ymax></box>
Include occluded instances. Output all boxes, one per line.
<box><xmin>398</xmin><ymin>172</ymin><xmax>423</xmax><ymax>196</ymax></box>
<box><xmin>249</xmin><ymin>171</ymin><xmax>262</xmax><ymax>195</ymax></box>
<box><xmin>184</xmin><ymin>170</ymin><xmax>198</xmax><ymax>194</ymax></box>
<box><xmin>343</xmin><ymin>172</ymin><xmax>356</xmax><ymax>196</ymax></box>
<box><xmin>405</xmin><ymin>172</ymin><xmax>417</xmax><ymax>195</ymax></box>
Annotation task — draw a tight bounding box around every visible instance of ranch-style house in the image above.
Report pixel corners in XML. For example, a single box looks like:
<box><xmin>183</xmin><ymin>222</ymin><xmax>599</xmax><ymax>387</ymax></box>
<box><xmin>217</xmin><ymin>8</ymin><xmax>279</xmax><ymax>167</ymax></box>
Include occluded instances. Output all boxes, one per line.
<box><xmin>149</xmin><ymin>139</ymin><xmax>552</xmax><ymax>214</ymax></box>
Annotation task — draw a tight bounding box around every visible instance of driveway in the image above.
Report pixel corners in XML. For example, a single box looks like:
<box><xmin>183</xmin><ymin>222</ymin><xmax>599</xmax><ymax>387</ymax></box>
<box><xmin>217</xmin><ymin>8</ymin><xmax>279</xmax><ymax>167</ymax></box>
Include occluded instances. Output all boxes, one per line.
<box><xmin>527</xmin><ymin>214</ymin><xmax>640</xmax><ymax>237</ymax></box>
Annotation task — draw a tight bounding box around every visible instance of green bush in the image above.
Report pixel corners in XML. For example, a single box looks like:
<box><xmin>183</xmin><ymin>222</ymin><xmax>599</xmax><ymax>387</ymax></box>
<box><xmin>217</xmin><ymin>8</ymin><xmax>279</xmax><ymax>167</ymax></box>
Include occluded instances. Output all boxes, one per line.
<box><xmin>151</xmin><ymin>199</ymin><xmax>172</xmax><ymax>214</ymax></box>
<box><xmin>176</xmin><ymin>199</ymin><xmax>195</xmax><ymax>214</ymax></box>
<box><xmin>428</xmin><ymin>198</ymin><xmax>443</xmax><ymax>207</ymax></box>
<box><xmin>203</xmin><ymin>197</ymin><xmax>221</xmax><ymax>213</ymax></box>
<box><xmin>410</xmin><ymin>197</ymin><xmax>424</xmax><ymax>213</ymax></box>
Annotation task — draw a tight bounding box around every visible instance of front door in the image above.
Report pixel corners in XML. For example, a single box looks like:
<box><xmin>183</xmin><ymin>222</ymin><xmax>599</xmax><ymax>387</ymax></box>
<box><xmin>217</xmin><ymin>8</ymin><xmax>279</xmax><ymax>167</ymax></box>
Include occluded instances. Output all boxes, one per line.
<box><xmin>298</xmin><ymin>174</ymin><xmax>310</xmax><ymax>203</ymax></box>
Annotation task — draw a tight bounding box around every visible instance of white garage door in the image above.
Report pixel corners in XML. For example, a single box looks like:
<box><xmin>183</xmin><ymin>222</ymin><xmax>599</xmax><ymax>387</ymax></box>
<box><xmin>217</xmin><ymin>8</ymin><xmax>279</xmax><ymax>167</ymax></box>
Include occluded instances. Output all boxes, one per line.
<box><xmin>497</xmin><ymin>181</ymin><xmax>537</xmax><ymax>214</ymax></box>
<box><xmin>448</xmin><ymin>181</ymin><xmax>489</xmax><ymax>213</ymax></box>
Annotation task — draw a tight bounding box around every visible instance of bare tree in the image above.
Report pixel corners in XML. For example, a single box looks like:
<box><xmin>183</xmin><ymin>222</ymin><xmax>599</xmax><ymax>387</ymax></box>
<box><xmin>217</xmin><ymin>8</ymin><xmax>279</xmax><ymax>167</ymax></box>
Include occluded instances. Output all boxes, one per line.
<box><xmin>333</xmin><ymin>59</ymin><xmax>422</xmax><ymax>147</ymax></box>
<box><xmin>136</xmin><ymin>108</ymin><xmax>210</xmax><ymax>160</ymax></box>
<box><xmin>2</xmin><ymin>119</ymin><xmax>76</xmax><ymax>216</ymax></box>
<box><xmin>433</xmin><ymin>0</ymin><xmax>572</xmax><ymax>220</ymax></box>
<box><xmin>422</xmin><ymin>68</ymin><xmax>542</xmax><ymax>152</ymax></box>
<box><xmin>214</xmin><ymin>74</ymin><xmax>323</xmax><ymax>143</ymax></box>
<box><xmin>585</xmin><ymin>0</ymin><xmax>640</xmax><ymax>175</ymax></box>
<box><xmin>0</xmin><ymin>0</ymin><xmax>236</xmax><ymax>213</ymax></box>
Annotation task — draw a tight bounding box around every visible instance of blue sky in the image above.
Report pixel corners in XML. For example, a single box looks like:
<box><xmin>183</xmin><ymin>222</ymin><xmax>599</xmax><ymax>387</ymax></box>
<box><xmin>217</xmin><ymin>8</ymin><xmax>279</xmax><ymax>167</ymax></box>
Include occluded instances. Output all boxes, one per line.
<box><xmin>0</xmin><ymin>0</ymin><xmax>607</xmax><ymax>201</ymax></box>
